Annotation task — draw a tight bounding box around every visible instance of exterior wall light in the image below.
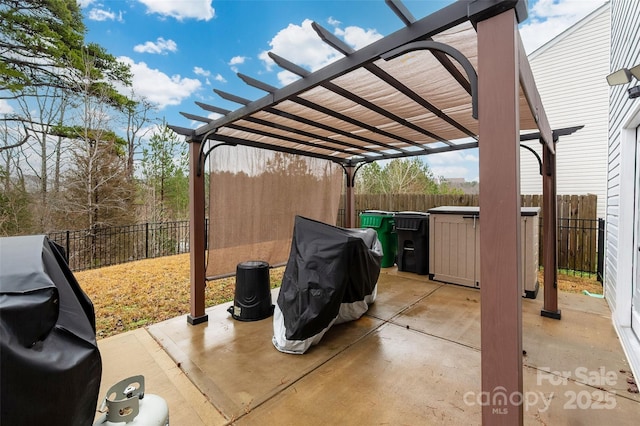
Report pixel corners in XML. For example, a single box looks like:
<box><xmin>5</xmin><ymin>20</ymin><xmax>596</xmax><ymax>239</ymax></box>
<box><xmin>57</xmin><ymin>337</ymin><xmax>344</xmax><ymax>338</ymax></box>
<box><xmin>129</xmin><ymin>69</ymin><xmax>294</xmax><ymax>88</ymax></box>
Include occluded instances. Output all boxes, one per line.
<box><xmin>607</xmin><ymin>64</ymin><xmax>640</xmax><ymax>99</ymax></box>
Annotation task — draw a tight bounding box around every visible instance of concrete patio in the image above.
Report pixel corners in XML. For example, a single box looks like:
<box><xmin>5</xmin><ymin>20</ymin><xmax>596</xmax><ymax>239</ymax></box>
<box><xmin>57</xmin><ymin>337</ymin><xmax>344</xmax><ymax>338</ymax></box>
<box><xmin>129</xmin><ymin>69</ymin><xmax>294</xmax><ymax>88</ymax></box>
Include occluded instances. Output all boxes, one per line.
<box><xmin>96</xmin><ymin>269</ymin><xmax>640</xmax><ymax>425</ymax></box>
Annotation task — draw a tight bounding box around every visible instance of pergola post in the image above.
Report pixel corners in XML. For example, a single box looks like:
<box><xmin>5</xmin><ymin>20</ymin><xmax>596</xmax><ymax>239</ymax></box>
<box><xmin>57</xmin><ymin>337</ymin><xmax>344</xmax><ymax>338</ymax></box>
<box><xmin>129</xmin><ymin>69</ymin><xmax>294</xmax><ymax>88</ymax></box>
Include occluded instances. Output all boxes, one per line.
<box><xmin>344</xmin><ymin>164</ymin><xmax>357</xmax><ymax>228</ymax></box>
<box><xmin>541</xmin><ymin>139</ymin><xmax>561</xmax><ymax>319</ymax></box>
<box><xmin>477</xmin><ymin>8</ymin><xmax>523</xmax><ymax>424</ymax></box>
<box><xmin>187</xmin><ymin>139</ymin><xmax>208</xmax><ymax>325</ymax></box>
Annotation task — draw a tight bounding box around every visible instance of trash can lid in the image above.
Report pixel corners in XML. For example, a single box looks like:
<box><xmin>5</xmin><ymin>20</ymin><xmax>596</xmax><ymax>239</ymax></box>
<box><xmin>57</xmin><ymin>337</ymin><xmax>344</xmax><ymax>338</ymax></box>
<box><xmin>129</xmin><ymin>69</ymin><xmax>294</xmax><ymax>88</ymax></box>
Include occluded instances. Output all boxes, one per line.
<box><xmin>395</xmin><ymin>211</ymin><xmax>428</xmax><ymax>216</ymax></box>
<box><xmin>237</xmin><ymin>260</ymin><xmax>269</xmax><ymax>269</ymax></box>
<box><xmin>360</xmin><ymin>210</ymin><xmax>393</xmax><ymax>215</ymax></box>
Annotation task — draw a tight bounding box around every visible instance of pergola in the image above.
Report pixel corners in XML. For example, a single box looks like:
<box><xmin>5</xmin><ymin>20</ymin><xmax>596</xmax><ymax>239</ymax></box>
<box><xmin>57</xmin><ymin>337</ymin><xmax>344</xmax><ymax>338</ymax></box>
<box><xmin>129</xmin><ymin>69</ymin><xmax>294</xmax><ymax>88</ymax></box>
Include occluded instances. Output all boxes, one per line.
<box><xmin>170</xmin><ymin>1</ymin><xmax>577</xmax><ymax>423</ymax></box>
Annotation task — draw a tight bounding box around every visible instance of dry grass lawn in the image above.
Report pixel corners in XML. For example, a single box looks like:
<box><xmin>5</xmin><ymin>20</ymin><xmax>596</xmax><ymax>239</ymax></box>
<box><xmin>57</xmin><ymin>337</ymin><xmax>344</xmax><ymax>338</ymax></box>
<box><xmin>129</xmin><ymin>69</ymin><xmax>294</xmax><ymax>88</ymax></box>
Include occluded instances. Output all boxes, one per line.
<box><xmin>75</xmin><ymin>254</ymin><xmax>283</xmax><ymax>339</ymax></box>
<box><xmin>74</xmin><ymin>254</ymin><xmax>603</xmax><ymax>339</ymax></box>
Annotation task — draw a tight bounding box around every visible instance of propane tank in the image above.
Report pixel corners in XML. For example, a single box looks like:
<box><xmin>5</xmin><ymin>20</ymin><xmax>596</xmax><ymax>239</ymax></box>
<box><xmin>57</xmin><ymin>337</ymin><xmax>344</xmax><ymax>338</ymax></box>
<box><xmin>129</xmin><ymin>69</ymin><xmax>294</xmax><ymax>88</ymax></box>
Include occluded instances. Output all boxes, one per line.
<box><xmin>93</xmin><ymin>375</ymin><xmax>169</xmax><ymax>426</ymax></box>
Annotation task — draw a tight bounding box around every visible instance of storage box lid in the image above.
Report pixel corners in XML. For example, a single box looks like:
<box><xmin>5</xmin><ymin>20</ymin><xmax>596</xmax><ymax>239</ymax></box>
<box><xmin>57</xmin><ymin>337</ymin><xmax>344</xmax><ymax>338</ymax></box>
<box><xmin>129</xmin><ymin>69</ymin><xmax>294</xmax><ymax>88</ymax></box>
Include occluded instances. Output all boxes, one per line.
<box><xmin>427</xmin><ymin>206</ymin><xmax>540</xmax><ymax>216</ymax></box>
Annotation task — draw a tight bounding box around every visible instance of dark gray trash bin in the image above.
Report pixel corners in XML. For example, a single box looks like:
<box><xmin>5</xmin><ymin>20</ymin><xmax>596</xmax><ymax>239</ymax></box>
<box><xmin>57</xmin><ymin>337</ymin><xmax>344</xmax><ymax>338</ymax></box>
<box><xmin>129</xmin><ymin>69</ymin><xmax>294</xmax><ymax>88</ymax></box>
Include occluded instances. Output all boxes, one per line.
<box><xmin>395</xmin><ymin>211</ymin><xmax>430</xmax><ymax>275</ymax></box>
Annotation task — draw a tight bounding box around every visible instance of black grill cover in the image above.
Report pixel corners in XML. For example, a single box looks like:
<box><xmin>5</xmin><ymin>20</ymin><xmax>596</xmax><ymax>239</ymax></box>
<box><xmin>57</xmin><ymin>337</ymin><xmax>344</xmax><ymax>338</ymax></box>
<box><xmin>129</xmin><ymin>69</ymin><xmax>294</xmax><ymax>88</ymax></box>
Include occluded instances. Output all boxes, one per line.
<box><xmin>272</xmin><ymin>216</ymin><xmax>382</xmax><ymax>354</ymax></box>
<box><xmin>0</xmin><ymin>235</ymin><xmax>101</xmax><ymax>425</ymax></box>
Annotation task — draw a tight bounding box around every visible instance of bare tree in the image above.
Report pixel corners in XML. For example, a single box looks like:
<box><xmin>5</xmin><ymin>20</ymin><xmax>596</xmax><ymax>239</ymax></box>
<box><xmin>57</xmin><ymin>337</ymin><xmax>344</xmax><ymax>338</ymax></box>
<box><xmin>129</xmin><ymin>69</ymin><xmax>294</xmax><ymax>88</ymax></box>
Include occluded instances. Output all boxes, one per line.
<box><xmin>356</xmin><ymin>158</ymin><xmax>459</xmax><ymax>195</ymax></box>
<box><xmin>0</xmin><ymin>121</ymin><xmax>32</xmax><ymax>234</ymax></box>
<box><xmin>123</xmin><ymin>94</ymin><xmax>156</xmax><ymax>179</ymax></box>
<box><xmin>51</xmin><ymin>47</ymin><xmax>136</xmax><ymax>269</ymax></box>
<box><xmin>11</xmin><ymin>85</ymin><xmax>71</xmax><ymax>231</ymax></box>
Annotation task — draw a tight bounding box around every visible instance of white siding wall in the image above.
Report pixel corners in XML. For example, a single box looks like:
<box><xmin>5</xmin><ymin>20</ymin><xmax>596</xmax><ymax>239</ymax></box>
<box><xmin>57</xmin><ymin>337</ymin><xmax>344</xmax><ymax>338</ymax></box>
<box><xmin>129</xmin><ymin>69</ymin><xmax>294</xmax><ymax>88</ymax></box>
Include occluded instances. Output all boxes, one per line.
<box><xmin>520</xmin><ymin>4</ymin><xmax>610</xmax><ymax>218</ymax></box>
<box><xmin>606</xmin><ymin>0</ymin><xmax>640</xmax><ymax>314</ymax></box>
<box><xmin>606</xmin><ymin>0</ymin><xmax>640</xmax><ymax>379</ymax></box>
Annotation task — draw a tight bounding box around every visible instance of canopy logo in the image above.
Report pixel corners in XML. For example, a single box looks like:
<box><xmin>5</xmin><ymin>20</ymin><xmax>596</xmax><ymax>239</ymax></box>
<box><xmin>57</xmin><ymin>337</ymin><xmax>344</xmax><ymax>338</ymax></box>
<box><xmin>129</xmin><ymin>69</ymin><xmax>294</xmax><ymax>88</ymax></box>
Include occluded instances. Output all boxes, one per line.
<box><xmin>463</xmin><ymin>387</ymin><xmax>554</xmax><ymax>413</ymax></box>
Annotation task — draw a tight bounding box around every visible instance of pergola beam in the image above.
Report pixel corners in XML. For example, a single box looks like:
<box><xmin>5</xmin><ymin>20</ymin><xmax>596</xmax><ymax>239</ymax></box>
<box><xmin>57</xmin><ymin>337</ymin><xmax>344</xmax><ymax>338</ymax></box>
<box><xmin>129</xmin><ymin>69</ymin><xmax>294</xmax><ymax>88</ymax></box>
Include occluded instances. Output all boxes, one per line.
<box><xmin>180</xmin><ymin>112</ymin><xmax>212</xmax><ymax>123</ymax></box>
<box><xmin>268</xmin><ymin>52</ymin><xmax>311</xmax><ymax>78</ymax></box>
<box><xmin>214</xmin><ymin>89</ymin><xmax>252</xmax><ymax>106</ymax></box>
<box><xmin>386</xmin><ymin>0</ymin><xmax>416</xmax><ymax>26</ymax></box>
<box><xmin>311</xmin><ymin>22</ymin><xmax>355</xmax><ymax>55</ymax></box>
<box><xmin>237</xmin><ymin>73</ymin><xmax>278</xmax><ymax>93</ymax></box>
<box><xmin>196</xmin><ymin>101</ymin><xmax>231</xmax><ymax>115</ymax></box>
<box><xmin>518</xmin><ymin>32</ymin><xmax>554</xmax><ymax>151</ymax></box>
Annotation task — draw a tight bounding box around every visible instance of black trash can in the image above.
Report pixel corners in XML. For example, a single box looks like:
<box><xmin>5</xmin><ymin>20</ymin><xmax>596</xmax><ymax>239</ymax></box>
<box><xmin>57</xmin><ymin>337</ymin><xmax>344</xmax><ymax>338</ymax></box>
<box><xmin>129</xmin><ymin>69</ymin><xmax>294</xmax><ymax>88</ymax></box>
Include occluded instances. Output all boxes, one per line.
<box><xmin>228</xmin><ymin>260</ymin><xmax>274</xmax><ymax>321</ymax></box>
<box><xmin>395</xmin><ymin>211</ymin><xmax>430</xmax><ymax>275</ymax></box>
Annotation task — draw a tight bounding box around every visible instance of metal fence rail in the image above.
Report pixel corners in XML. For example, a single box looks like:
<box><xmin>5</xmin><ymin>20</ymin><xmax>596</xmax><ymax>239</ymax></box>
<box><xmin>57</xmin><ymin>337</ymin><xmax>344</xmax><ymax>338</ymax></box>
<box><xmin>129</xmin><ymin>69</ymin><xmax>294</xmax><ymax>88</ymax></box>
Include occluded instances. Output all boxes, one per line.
<box><xmin>48</xmin><ymin>221</ymin><xmax>190</xmax><ymax>271</ymax></box>
<box><xmin>555</xmin><ymin>217</ymin><xmax>604</xmax><ymax>279</ymax></box>
<box><xmin>49</xmin><ymin>215</ymin><xmax>604</xmax><ymax>278</ymax></box>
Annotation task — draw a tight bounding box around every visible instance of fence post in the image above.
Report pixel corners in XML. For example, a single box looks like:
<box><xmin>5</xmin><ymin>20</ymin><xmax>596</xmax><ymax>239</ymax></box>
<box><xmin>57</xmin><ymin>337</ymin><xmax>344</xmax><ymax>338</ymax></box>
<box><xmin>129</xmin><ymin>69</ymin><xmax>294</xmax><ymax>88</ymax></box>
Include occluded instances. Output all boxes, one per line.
<box><xmin>597</xmin><ymin>218</ymin><xmax>605</xmax><ymax>283</ymax></box>
<box><xmin>205</xmin><ymin>218</ymin><xmax>209</xmax><ymax>250</ymax></box>
<box><xmin>145</xmin><ymin>222</ymin><xmax>149</xmax><ymax>259</ymax></box>
<box><xmin>65</xmin><ymin>230</ymin><xmax>70</xmax><ymax>264</ymax></box>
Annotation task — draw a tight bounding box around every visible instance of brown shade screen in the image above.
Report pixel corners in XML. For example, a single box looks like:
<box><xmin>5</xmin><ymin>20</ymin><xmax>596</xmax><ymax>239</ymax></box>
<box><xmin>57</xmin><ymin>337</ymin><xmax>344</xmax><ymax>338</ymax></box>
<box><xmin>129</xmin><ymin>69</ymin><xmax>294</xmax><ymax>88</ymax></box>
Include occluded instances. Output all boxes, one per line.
<box><xmin>206</xmin><ymin>145</ymin><xmax>343</xmax><ymax>278</ymax></box>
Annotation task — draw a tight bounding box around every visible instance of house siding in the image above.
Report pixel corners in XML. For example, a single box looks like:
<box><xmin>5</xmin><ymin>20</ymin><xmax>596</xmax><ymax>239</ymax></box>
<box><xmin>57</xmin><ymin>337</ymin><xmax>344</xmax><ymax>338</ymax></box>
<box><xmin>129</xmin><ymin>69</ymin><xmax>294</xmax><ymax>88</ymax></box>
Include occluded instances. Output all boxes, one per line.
<box><xmin>606</xmin><ymin>0</ymin><xmax>639</xmax><ymax>309</ymax></box>
<box><xmin>606</xmin><ymin>0</ymin><xmax>640</xmax><ymax>378</ymax></box>
<box><xmin>520</xmin><ymin>4</ymin><xmax>610</xmax><ymax>219</ymax></box>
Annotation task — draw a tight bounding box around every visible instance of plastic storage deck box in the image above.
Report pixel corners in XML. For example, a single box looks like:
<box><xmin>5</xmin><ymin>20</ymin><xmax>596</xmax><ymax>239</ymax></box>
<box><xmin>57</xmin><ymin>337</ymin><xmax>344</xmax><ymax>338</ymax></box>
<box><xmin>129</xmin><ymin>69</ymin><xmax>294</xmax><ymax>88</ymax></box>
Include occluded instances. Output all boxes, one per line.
<box><xmin>428</xmin><ymin>206</ymin><xmax>539</xmax><ymax>298</ymax></box>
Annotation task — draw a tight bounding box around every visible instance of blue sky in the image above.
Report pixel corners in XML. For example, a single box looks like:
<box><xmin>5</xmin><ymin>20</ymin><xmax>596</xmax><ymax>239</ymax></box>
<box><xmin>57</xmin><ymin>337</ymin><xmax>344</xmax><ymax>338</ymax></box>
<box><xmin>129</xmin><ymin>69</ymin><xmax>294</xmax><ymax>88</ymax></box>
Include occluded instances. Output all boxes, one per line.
<box><xmin>62</xmin><ymin>1</ymin><xmax>611</xmax><ymax>180</ymax></box>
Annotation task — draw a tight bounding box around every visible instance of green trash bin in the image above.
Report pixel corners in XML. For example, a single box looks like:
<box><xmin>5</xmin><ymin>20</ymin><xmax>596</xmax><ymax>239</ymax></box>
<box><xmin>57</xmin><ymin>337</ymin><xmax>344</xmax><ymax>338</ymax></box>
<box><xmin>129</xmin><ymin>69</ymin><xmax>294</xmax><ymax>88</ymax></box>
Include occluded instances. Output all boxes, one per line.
<box><xmin>359</xmin><ymin>210</ymin><xmax>397</xmax><ymax>268</ymax></box>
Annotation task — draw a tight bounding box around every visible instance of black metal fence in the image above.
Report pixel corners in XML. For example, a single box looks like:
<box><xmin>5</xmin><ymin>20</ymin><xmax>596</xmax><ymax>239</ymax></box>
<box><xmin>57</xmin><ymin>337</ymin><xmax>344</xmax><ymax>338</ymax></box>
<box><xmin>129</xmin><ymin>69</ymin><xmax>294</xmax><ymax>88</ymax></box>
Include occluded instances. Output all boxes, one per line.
<box><xmin>49</xmin><ymin>215</ymin><xmax>604</xmax><ymax>279</ymax></box>
<box><xmin>48</xmin><ymin>221</ymin><xmax>190</xmax><ymax>271</ymax></box>
<box><xmin>555</xmin><ymin>217</ymin><xmax>605</xmax><ymax>280</ymax></box>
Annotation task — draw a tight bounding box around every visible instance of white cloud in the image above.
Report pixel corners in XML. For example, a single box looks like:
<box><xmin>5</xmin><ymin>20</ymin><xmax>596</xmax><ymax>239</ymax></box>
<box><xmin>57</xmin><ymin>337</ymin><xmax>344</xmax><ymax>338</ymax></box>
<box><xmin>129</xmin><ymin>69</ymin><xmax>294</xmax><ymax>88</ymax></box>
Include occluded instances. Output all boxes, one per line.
<box><xmin>463</xmin><ymin>153</ymin><xmax>478</xmax><ymax>162</ymax></box>
<box><xmin>430</xmin><ymin>165</ymin><xmax>473</xmax><ymax>180</ymax></box>
<box><xmin>142</xmin><ymin>123</ymin><xmax>169</xmax><ymax>140</ymax></box>
<box><xmin>87</xmin><ymin>8</ymin><xmax>124</xmax><ymax>22</ymax></box>
<box><xmin>78</xmin><ymin>0</ymin><xmax>96</xmax><ymax>7</ymax></box>
<box><xmin>228</xmin><ymin>56</ymin><xmax>247</xmax><ymax>73</ymax></box>
<box><xmin>425</xmin><ymin>149</ymin><xmax>479</xmax><ymax>181</ymax></box>
<box><xmin>117</xmin><ymin>56</ymin><xmax>202</xmax><ymax>109</ymax></box>
<box><xmin>327</xmin><ymin>17</ymin><xmax>341</xmax><ymax>27</ymax></box>
<box><xmin>214</xmin><ymin>74</ymin><xmax>226</xmax><ymax>83</ymax></box>
<box><xmin>229</xmin><ymin>56</ymin><xmax>247</xmax><ymax>66</ymax></box>
<box><xmin>276</xmin><ymin>70</ymin><xmax>301</xmax><ymax>87</ymax></box>
<box><xmin>519</xmin><ymin>0</ymin><xmax>607</xmax><ymax>54</ymax></box>
<box><xmin>193</xmin><ymin>66</ymin><xmax>211</xmax><ymax>77</ymax></box>
<box><xmin>259</xmin><ymin>19</ymin><xmax>384</xmax><ymax>86</ymax></box>
<box><xmin>260</xmin><ymin>19</ymin><xmax>343</xmax><ymax>85</ymax></box>
<box><xmin>0</xmin><ymin>99</ymin><xmax>14</xmax><ymax>114</ymax></box>
<box><xmin>133</xmin><ymin>37</ymin><xmax>177</xmax><ymax>54</ymax></box>
<box><xmin>334</xmin><ymin>26</ymin><xmax>383</xmax><ymax>50</ymax></box>
<box><xmin>137</xmin><ymin>0</ymin><xmax>215</xmax><ymax>21</ymax></box>
<box><xmin>428</xmin><ymin>150</ymin><xmax>478</xmax><ymax>165</ymax></box>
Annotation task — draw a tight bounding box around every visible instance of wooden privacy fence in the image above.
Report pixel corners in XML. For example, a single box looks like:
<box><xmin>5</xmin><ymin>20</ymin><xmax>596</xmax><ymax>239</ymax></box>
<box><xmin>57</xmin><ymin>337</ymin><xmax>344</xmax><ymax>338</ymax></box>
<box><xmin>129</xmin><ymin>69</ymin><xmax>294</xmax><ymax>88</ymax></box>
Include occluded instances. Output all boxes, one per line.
<box><xmin>339</xmin><ymin>193</ymin><xmax>600</xmax><ymax>276</ymax></box>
